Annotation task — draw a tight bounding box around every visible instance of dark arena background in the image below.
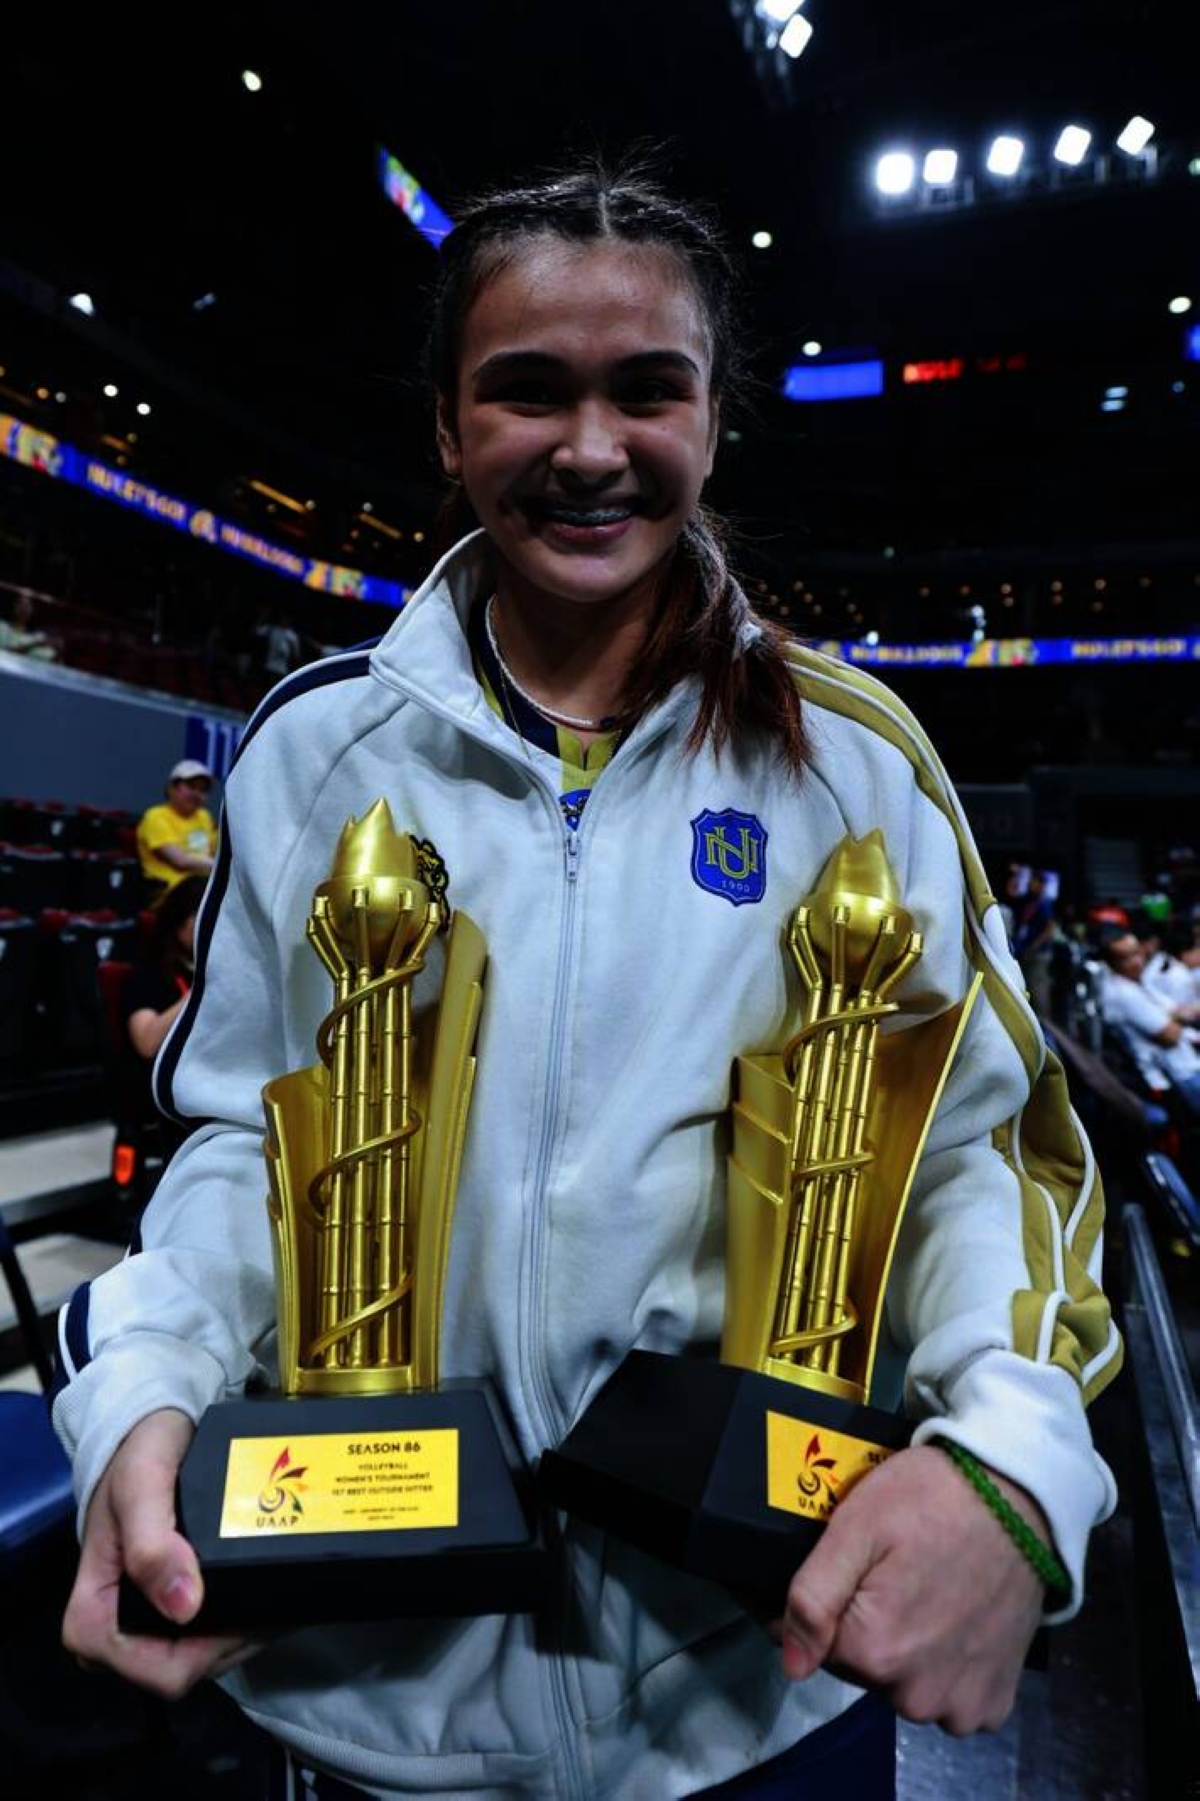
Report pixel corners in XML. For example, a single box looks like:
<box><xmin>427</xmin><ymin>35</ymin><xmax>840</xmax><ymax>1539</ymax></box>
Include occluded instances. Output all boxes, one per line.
<box><xmin>1</xmin><ymin>4</ymin><xmax>1197</xmax><ymax>1796</ymax></box>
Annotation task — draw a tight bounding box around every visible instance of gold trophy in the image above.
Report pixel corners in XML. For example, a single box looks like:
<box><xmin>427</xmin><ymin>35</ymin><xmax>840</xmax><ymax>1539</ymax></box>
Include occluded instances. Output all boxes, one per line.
<box><xmin>121</xmin><ymin>800</ymin><xmax>546</xmax><ymax>1635</ymax></box>
<box><xmin>541</xmin><ymin>832</ymin><xmax>981</xmax><ymax>1600</ymax></box>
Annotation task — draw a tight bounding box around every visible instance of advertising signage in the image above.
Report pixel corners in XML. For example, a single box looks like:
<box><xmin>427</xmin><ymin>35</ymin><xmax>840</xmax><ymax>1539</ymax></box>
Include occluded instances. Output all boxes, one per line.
<box><xmin>0</xmin><ymin>413</ymin><xmax>408</xmax><ymax>609</ymax></box>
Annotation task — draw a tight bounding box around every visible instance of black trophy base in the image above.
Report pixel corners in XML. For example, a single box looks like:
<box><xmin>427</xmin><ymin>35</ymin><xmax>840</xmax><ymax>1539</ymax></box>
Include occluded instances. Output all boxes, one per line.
<box><xmin>539</xmin><ymin>1351</ymin><xmax>911</xmax><ymax>1606</ymax></box>
<box><xmin>119</xmin><ymin>1382</ymin><xmax>548</xmax><ymax>1636</ymax></box>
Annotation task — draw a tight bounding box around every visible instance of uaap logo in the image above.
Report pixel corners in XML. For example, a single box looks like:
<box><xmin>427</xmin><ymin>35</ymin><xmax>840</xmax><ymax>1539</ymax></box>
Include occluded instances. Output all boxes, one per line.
<box><xmin>690</xmin><ymin>808</ymin><xmax>768</xmax><ymax>907</ymax></box>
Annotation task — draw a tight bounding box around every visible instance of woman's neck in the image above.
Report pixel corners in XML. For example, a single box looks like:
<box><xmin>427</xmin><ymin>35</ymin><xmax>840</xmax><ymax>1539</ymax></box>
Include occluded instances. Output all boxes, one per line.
<box><xmin>490</xmin><ymin>562</ymin><xmax>663</xmax><ymax>733</ymax></box>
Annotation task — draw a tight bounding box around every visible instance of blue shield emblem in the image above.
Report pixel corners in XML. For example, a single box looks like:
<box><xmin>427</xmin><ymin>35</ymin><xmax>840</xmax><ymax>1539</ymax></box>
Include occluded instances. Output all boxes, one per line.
<box><xmin>690</xmin><ymin>808</ymin><xmax>768</xmax><ymax>906</ymax></box>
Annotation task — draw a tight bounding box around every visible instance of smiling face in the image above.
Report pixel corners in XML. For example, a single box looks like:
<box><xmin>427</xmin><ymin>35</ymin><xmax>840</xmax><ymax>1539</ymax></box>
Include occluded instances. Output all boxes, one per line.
<box><xmin>438</xmin><ymin>236</ymin><xmax>719</xmax><ymax>618</ymax></box>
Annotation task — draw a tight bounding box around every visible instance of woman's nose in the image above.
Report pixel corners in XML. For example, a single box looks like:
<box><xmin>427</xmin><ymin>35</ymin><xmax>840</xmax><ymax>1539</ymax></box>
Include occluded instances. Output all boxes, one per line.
<box><xmin>549</xmin><ymin>403</ymin><xmax>629</xmax><ymax>479</ymax></box>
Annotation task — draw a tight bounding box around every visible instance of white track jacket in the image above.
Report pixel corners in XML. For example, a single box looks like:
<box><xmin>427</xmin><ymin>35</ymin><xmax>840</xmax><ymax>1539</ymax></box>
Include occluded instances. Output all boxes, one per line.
<box><xmin>54</xmin><ymin>532</ymin><xmax>1120</xmax><ymax>1799</ymax></box>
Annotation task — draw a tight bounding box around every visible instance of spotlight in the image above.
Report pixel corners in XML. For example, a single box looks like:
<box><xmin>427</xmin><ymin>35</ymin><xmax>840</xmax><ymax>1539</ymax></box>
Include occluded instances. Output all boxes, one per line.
<box><xmin>758</xmin><ymin>0</ymin><xmax>803</xmax><ymax>21</ymax></box>
<box><xmin>1104</xmin><ymin>385</ymin><xmax>1129</xmax><ymax>400</ymax></box>
<box><xmin>801</xmin><ymin>340</ymin><xmax>822</xmax><ymax>357</ymax></box>
<box><xmin>1100</xmin><ymin>398</ymin><xmax>1125</xmax><ymax>412</ymax></box>
<box><xmin>192</xmin><ymin>292</ymin><xmax>217</xmax><ymax>312</ymax></box>
<box><xmin>1053</xmin><ymin>126</ymin><xmax>1091</xmax><ymax>166</ymax></box>
<box><xmin>751</xmin><ymin>230</ymin><xmax>773</xmax><ymax>249</ymax></box>
<box><xmin>136</xmin><ymin>401</ymin><xmax>152</xmax><ymax>416</ymax></box>
<box><xmin>242</xmin><ymin>69</ymin><xmax>264</xmax><ymax>93</ymax></box>
<box><xmin>1116</xmin><ymin>115</ymin><xmax>1154</xmax><ymax>155</ymax></box>
<box><xmin>986</xmin><ymin>136</ymin><xmax>1025</xmax><ymax>178</ymax></box>
<box><xmin>864</xmin><ymin>630</ymin><xmax>880</xmax><ymax>647</ymax></box>
<box><xmin>923</xmin><ymin>149</ymin><xmax>958</xmax><ymax>186</ymax></box>
<box><xmin>779</xmin><ymin>13</ymin><xmax>813</xmax><ymax>57</ymax></box>
<box><xmin>1168</xmin><ymin>296</ymin><xmax>1193</xmax><ymax>315</ymax></box>
<box><xmin>103</xmin><ymin>383</ymin><xmax>119</xmax><ymax>398</ymax></box>
<box><xmin>875</xmin><ymin>152</ymin><xmax>916</xmax><ymax>196</ymax></box>
<box><xmin>68</xmin><ymin>292</ymin><xmax>96</xmax><ymax>316</ymax></box>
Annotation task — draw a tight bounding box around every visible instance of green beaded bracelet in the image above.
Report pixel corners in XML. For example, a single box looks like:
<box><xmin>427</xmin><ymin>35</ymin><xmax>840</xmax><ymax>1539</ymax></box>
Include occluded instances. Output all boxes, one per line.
<box><xmin>933</xmin><ymin>1437</ymin><xmax>1071</xmax><ymax>1607</ymax></box>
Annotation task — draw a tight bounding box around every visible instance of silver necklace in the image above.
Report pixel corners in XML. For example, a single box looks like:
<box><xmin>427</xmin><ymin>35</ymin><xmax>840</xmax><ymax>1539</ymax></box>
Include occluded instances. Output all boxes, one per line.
<box><xmin>484</xmin><ymin>595</ymin><xmax>601</xmax><ymax>731</ymax></box>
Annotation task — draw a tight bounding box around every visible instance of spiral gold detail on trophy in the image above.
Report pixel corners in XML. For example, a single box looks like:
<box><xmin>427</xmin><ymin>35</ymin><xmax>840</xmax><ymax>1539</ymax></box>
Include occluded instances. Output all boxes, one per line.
<box><xmin>120</xmin><ymin>798</ymin><xmax>550</xmax><ymax>1634</ymax></box>
<box><xmin>723</xmin><ymin>830</ymin><xmax>982</xmax><ymax>1407</ymax></box>
<box><xmin>263</xmin><ymin>798</ymin><xmax>485</xmax><ymax>1398</ymax></box>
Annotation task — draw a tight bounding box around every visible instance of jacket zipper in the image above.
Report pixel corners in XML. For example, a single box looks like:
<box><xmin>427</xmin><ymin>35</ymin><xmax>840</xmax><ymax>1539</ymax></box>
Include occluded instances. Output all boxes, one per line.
<box><xmin>526</xmin><ymin>824</ymin><xmax>580</xmax><ymax>1442</ymax></box>
<box><xmin>527</xmin><ymin>816</ymin><xmax>590</xmax><ymax>1801</ymax></box>
<box><xmin>374</xmin><ymin>678</ymin><xmax>680</xmax><ymax>1798</ymax></box>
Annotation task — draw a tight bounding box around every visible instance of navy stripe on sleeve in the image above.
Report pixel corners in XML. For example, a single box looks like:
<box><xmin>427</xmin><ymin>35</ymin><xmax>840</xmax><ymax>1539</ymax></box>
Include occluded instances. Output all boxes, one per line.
<box><xmin>51</xmin><ymin>1280</ymin><xmax>93</xmax><ymax>1395</ymax></box>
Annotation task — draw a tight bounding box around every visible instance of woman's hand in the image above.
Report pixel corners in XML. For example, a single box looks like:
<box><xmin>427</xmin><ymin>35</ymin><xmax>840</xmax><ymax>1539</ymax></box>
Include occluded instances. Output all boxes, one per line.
<box><xmin>62</xmin><ymin>1409</ymin><xmax>260</xmax><ymax>1699</ymax></box>
<box><xmin>778</xmin><ymin>1444</ymin><xmax>1048</xmax><ymax>1735</ymax></box>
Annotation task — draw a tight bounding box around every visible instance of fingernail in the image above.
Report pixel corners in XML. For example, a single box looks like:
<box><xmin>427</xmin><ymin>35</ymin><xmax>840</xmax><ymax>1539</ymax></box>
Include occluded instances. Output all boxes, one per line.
<box><xmin>781</xmin><ymin>1635</ymin><xmax>808</xmax><ymax>1680</ymax></box>
<box><xmin>161</xmin><ymin>1575</ymin><xmax>197</xmax><ymax>1620</ymax></box>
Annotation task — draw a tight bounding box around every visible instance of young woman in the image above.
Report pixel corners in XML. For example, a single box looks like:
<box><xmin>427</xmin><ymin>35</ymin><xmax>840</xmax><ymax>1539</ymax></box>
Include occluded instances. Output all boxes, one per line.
<box><xmin>55</xmin><ymin>166</ymin><xmax>1119</xmax><ymax>1799</ymax></box>
<box><xmin>122</xmin><ymin>875</ymin><xmax>206</xmax><ymax>1064</ymax></box>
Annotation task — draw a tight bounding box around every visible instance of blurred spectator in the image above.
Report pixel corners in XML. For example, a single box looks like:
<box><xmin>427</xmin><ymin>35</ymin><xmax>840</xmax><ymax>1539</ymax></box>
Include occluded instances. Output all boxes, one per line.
<box><xmin>136</xmin><ymin>759</ymin><xmax>217</xmax><ymax>902</ymax></box>
<box><xmin>257</xmin><ymin>608</ymin><xmax>301</xmax><ymax>681</ymax></box>
<box><xmin>123</xmin><ymin>875</ymin><xmax>204</xmax><ymax>1061</ymax></box>
<box><xmin>1010</xmin><ymin>867</ymin><xmax>1058</xmax><ymax>1015</ymax></box>
<box><xmin>1099</xmin><ymin>930</ymin><xmax>1200</xmax><ymax>1114</ymax></box>
<box><xmin>1141</xmin><ymin>923</ymin><xmax>1200</xmax><ymax>1017</ymax></box>
<box><xmin>0</xmin><ymin>588</ymin><xmax>59</xmax><ymax>660</ymax></box>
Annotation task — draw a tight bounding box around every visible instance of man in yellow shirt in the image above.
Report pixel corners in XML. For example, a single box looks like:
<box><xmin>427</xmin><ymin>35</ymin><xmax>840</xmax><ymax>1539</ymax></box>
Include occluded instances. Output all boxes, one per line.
<box><xmin>137</xmin><ymin>760</ymin><xmax>217</xmax><ymax>901</ymax></box>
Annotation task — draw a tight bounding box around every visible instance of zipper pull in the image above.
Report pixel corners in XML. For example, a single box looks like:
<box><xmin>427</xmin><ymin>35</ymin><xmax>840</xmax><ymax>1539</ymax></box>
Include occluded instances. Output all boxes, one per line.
<box><xmin>564</xmin><ymin>832</ymin><xmax>581</xmax><ymax>882</ymax></box>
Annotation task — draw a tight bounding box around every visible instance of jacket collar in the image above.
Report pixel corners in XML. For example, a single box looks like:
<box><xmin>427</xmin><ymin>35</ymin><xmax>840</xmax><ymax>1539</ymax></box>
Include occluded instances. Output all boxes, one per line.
<box><xmin>368</xmin><ymin>530</ymin><xmax>699</xmax><ymax>761</ymax></box>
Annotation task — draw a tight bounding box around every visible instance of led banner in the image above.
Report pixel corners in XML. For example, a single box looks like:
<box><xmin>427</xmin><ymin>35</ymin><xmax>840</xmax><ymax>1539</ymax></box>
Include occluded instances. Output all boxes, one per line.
<box><xmin>816</xmin><ymin>634</ymin><xmax>1200</xmax><ymax>669</ymax></box>
<box><xmin>379</xmin><ymin>149</ymin><xmax>454</xmax><ymax>247</ymax></box>
<box><xmin>0</xmin><ymin>414</ymin><xmax>408</xmax><ymax>610</ymax></box>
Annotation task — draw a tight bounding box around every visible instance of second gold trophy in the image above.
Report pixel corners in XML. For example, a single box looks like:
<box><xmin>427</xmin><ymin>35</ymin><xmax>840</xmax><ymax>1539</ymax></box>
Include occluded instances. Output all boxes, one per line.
<box><xmin>541</xmin><ymin>832</ymin><xmax>981</xmax><ymax>1601</ymax></box>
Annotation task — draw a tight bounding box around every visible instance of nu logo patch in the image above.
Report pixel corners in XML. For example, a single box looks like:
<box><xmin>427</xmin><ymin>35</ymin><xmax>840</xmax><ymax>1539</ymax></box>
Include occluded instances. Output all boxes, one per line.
<box><xmin>690</xmin><ymin>808</ymin><xmax>768</xmax><ymax>906</ymax></box>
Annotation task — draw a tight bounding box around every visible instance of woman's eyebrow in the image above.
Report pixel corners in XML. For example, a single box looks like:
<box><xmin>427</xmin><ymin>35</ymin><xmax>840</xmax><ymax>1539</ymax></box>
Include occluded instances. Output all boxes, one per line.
<box><xmin>472</xmin><ymin>348</ymin><xmax>703</xmax><ymax>383</ymax></box>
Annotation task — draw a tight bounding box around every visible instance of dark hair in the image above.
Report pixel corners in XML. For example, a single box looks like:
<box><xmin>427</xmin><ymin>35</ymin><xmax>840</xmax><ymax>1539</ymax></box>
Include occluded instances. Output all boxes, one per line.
<box><xmin>149</xmin><ymin>876</ymin><xmax>206</xmax><ymax>970</ymax></box>
<box><xmin>427</xmin><ymin>160</ymin><xmax>808</xmax><ymax>777</ymax></box>
<box><xmin>1097</xmin><ymin>928</ymin><xmax>1136</xmax><ymax>968</ymax></box>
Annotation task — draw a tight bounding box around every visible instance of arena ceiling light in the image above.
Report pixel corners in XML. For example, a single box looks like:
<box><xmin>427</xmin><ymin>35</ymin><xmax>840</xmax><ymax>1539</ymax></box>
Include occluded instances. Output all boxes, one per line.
<box><xmin>923</xmin><ymin>149</ymin><xmax>958</xmax><ymax>185</ymax></box>
<box><xmin>751</xmin><ymin>229</ymin><xmax>773</xmax><ymax>249</ymax></box>
<box><xmin>241</xmin><ymin>69</ymin><xmax>263</xmax><ymax>93</ymax></box>
<box><xmin>68</xmin><ymin>292</ymin><xmax>95</xmax><ymax>316</ymax></box>
<box><xmin>1116</xmin><ymin>115</ymin><xmax>1155</xmax><ymax>155</ymax></box>
<box><xmin>986</xmin><ymin>136</ymin><xmax>1025</xmax><ymax>177</ymax></box>
<box><xmin>802</xmin><ymin>339</ymin><xmax>822</xmax><ymax>356</ymax></box>
<box><xmin>779</xmin><ymin>13</ymin><xmax>813</xmax><ymax>57</ymax></box>
<box><xmin>875</xmin><ymin>151</ymin><xmax>916</xmax><ymax>196</ymax></box>
<box><xmin>757</xmin><ymin>0</ymin><xmax>804</xmax><ymax>22</ymax></box>
<box><xmin>103</xmin><ymin>383</ymin><xmax>118</xmax><ymax>398</ymax></box>
<box><xmin>136</xmin><ymin>401</ymin><xmax>152</xmax><ymax>416</ymax></box>
<box><xmin>1168</xmin><ymin>295</ymin><xmax>1193</xmax><ymax>315</ymax></box>
<box><xmin>1053</xmin><ymin>125</ymin><xmax>1092</xmax><ymax>166</ymax></box>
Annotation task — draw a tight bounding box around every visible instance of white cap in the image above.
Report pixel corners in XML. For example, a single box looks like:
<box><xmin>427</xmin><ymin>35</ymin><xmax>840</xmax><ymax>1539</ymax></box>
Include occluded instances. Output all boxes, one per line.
<box><xmin>169</xmin><ymin>759</ymin><xmax>213</xmax><ymax>784</ymax></box>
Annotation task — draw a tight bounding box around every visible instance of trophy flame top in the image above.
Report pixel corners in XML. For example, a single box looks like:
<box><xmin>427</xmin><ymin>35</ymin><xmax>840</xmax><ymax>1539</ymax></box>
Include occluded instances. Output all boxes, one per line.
<box><xmin>800</xmin><ymin>829</ymin><xmax>915</xmax><ymax>988</ymax></box>
<box><xmin>314</xmin><ymin>798</ymin><xmax>447</xmax><ymax>968</ymax></box>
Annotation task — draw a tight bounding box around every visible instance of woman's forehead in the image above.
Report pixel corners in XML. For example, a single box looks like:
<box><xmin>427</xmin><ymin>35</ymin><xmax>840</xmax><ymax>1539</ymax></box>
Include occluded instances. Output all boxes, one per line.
<box><xmin>461</xmin><ymin>237</ymin><xmax>712</xmax><ymax>371</ymax></box>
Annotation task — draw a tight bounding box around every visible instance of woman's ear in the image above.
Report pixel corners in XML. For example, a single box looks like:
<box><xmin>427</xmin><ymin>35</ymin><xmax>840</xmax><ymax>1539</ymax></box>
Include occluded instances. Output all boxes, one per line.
<box><xmin>436</xmin><ymin>397</ymin><xmax>462</xmax><ymax>479</ymax></box>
